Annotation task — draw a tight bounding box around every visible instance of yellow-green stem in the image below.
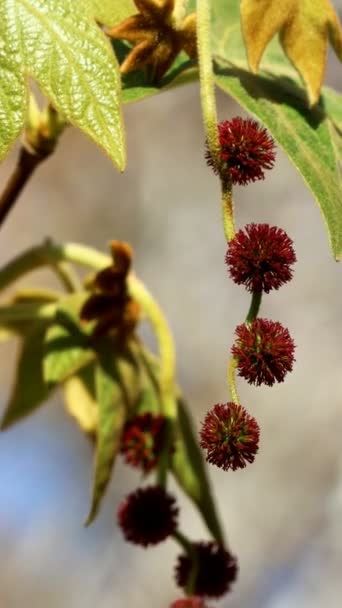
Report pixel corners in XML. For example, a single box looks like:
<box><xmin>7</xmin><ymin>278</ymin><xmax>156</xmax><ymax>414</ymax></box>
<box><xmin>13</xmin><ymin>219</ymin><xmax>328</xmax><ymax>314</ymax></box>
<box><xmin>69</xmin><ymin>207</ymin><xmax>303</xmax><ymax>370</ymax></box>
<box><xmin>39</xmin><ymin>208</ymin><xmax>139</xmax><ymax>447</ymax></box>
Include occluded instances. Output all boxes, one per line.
<box><xmin>197</xmin><ymin>0</ymin><xmax>220</xmax><ymax>170</ymax></box>
<box><xmin>227</xmin><ymin>356</ymin><xmax>239</xmax><ymax>404</ymax></box>
<box><xmin>221</xmin><ymin>180</ymin><xmax>235</xmax><ymax>242</ymax></box>
<box><xmin>0</xmin><ymin>302</ymin><xmax>56</xmax><ymax>322</ymax></box>
<box><xmin>9</xmin><ymin>288</ymin><xmax>61</xmax><ymax>302</ymax></box>
<box><xmin>51</xmin><ymin>261</ymin><xmax>81</xmax><ymax>293</ymax></box>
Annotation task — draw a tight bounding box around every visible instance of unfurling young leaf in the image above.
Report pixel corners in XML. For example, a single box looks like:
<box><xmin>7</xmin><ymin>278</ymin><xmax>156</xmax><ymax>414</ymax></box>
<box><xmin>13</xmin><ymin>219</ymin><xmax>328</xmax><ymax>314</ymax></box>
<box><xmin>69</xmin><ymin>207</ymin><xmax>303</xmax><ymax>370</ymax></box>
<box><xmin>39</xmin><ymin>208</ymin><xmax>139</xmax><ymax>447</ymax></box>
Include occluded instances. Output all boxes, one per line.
<box><xmin>1</xmin><ymin>324</ymin><xmax>52</xmax><ymax>429</ymax></box>
<box><xmin>85</xmin><ymin>353</ymin><xmax>127</xmax><ymax>525</ymax></box>
<box><xmin>240</xmin><ymin>0</ymin><xmax>342</xmax><ymax>106</ymax></box>
<box><xmin>0</xmin><ymin>0</ymin><xmax>126</xmax><ymax>168</ymax></box>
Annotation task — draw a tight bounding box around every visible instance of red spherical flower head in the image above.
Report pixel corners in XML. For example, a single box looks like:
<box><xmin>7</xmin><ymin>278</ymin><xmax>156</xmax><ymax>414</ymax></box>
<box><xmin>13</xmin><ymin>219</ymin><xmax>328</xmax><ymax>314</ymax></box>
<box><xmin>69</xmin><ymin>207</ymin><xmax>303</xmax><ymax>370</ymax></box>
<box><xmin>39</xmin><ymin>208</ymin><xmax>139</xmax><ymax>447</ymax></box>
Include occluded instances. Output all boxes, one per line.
<box><xmin>118</xmin><ymin>486</ymin><xmax>178</xmax><ymax>547</ymax></box>
<box><xmin>175</xmin><ymin>541</ymin><xmax>238</xmax><ymax>598</ymax></box>
<box><xmin>206</xmin><ymin>117</ymin><xmax>276</xmax><ymax>185</ymax></box>
<box><xmin>232</xmin><ymin>318</ymin><xmax>295</xmax><ymax>386</ymax></box>
<box><xmin>170</xmin><ymin>597</ymin><xmax>208</xmax><ymax>608</ymax></box>
<box><xmin>120</xmin><ymin>413</ymin><xmax>166</xmax><ymax>473</ymax></box>
<box><xmin>226</xmin><ymin>223</ymin><xmax>296</xmax><ymax>293</ymax></box>
<box><xmin>200</xmin><ymin>403</ymin><xmax>259</xmax><ymax>471</ymax></box>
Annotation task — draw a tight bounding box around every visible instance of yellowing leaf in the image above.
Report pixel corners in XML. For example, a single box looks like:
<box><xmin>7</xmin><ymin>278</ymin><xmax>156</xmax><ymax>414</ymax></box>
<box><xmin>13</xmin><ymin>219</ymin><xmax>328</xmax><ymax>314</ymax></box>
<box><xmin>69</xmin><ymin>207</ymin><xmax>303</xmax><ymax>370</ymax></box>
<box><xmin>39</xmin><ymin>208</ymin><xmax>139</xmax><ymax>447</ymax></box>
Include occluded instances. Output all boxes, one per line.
<box><xmin>63</xmin><ymin>364</ymin><xmax>98</xmax><ymax>434</ymax></box>
<box><xmin>241</xmin><ymin>0</ymin><xmax>342</xmax><ymax>105</ymax></box>
<box><xmin>0</xmin><ymin>0</ymin><xmax>125</xmax><ymax>168</ymax></box>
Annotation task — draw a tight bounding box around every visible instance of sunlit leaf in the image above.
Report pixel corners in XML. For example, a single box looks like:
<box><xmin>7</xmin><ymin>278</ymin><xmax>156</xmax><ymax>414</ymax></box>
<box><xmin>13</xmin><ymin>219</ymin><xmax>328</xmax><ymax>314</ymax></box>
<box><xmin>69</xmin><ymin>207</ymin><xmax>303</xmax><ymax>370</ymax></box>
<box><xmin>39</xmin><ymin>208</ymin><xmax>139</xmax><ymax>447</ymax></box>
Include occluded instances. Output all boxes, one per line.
<box><xmin>240</xmin><ymin>0</ymin><xmax>342</xmax><ymax>106</ymax></box>
<box><xmin>0</xmin><ymin>0</ymin><xmax>125</xmax><ymax>168</ymax></box>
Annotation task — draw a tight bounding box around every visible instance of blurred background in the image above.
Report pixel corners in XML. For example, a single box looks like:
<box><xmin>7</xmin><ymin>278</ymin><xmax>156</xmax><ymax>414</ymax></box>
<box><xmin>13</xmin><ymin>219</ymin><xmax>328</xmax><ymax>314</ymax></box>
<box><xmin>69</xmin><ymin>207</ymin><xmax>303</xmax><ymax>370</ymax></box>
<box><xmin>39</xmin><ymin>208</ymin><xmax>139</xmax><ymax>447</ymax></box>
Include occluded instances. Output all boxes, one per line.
<box><xmin>0</xmin><ymin>17</ymin><xmax>342</xmax><ymax>608</ymax></box>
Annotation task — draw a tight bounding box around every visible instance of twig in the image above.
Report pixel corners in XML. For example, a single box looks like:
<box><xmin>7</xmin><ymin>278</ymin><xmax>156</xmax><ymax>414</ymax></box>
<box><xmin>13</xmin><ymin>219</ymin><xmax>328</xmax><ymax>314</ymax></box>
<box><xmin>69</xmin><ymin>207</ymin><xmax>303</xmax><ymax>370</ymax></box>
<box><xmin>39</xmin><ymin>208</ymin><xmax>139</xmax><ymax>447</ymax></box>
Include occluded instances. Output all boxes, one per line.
<box><xmin>0</xmin><ymin>146</ymin><xmax>49</xmax><ymax>227</ymax></box>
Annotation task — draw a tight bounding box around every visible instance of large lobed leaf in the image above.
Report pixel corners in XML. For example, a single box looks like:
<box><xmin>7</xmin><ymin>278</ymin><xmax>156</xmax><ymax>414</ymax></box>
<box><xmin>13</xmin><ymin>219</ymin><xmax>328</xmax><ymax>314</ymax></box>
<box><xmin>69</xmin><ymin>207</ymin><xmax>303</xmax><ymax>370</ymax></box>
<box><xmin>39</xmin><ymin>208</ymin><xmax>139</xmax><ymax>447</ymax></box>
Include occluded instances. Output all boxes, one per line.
<box><xmin>0</xmin><ymin>0</ymin><xmax>125</xmax><ymax>169</ymax></box>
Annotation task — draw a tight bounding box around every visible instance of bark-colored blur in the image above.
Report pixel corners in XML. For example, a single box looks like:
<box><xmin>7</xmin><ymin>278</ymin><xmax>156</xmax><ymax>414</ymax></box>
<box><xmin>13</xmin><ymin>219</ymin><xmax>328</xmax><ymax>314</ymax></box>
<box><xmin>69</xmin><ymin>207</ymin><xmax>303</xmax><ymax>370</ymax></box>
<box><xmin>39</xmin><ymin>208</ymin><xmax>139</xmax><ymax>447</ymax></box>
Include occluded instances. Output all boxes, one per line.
<box><xmin>0</xmin><ymin>31</ymin><xmax>341</xmax><ymax>608</ymax></box>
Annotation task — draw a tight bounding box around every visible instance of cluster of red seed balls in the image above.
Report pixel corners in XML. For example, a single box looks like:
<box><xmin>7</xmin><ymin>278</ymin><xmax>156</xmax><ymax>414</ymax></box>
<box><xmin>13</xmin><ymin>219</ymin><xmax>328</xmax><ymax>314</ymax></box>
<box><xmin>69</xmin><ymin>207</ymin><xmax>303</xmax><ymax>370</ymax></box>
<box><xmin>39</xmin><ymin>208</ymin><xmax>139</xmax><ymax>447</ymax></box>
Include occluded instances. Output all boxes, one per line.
<box><xmin>117</xmin><ymin>415</ymin><xmax>238</xmax><ymax>599</ymax></box>
<box><xmin>117</xmin><ymin>485</ymin><xmax>238</xmax><ymax>600</ymax></box>
<box><xmin>116</xmin><ymin>117</ymin><xmax>297</xmax><ymax>607</ymax></box>
<box><xmin>201</xmin><ymin>118</ymin><xmax>296</xmax><ymax>473</ymax></box>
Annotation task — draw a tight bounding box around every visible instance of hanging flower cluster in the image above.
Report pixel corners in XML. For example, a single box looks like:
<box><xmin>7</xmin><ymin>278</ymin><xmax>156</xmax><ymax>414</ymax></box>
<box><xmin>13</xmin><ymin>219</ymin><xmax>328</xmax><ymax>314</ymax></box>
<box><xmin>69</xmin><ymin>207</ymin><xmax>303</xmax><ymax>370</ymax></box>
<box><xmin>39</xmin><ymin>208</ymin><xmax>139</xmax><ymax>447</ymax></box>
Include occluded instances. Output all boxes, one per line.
<box><xmin>114</xmin><ymin>118</ymin><xmax>296</xmax><ymax>608</ymax></box>
<box><xmin>202</xmin><ymin>117</ymin><xmax>296</xmax><ymax>472</ymax></box>
<box><xmin>117</xmin><ymin>486</ymin><xmax>238</xmax><ymax>600</ymax></box>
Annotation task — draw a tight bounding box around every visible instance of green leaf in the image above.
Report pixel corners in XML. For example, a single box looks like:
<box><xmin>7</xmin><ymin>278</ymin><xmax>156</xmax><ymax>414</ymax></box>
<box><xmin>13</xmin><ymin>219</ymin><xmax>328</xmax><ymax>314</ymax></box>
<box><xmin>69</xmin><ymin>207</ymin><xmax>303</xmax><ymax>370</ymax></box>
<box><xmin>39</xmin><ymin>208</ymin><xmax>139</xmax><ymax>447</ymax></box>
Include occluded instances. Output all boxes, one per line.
<box><xmin>43</xmin><ymin>294</ymin><xmax>94</xmax><ymax>385</ymax></box>
<box><xmin>215</xmin><ymin>66</ymin><xmax>342</xmax><ymax>258</ymax></box>
<box><xmin>90</xmin><ymin>0</ymin><xmax>135</xmax><ymax>27</ymax></box>
<box><xmin>1</xmin><ymin>324</ymin><xmax>52</xmax><ymax>429</ymax></box>
<box><xmin>125</xmin><ymin>344</ymin><xmax>162</xmax><ymax>415</ymax></box>
<box><xmin>86</xmin><ymin>353</ymin><xmax>126</xmax><ymax>525</ymax></box>
<box><xmin>322</xmin><ymin>87</ymin><xmax>342</xmax><ymax>134</ymax></box>
<box><xmin>204</xmin><ymin>0</ymin><xmax>342</xmax><ymax>258</ymax></box>
<box><xmin>112</xmin><ymin>43</ymin><xmax>198</xmax><ymax>105</ymax></box>
<box><xmin>171</xmin><ymin>398</ymin><xmax>224</xmax><ymax>545</ymax></box>
<box><xmin>0</xmin><ymin>0</ymin><xmax>125</xmax><ymax>169</ymax></box>
<box><xmin>134</xmin><ymin>369</ymin><xmax>161</xmax><ymax>416</ymax></box>
<box><xmin>63</xmin><ymin>362</ymin><xmax>98</xmax><ymax>434</ymax></box>
<box><xmin>0</xmin><ymin>3</ymin><xmax>27</xmax><ymax>162</ymax></box>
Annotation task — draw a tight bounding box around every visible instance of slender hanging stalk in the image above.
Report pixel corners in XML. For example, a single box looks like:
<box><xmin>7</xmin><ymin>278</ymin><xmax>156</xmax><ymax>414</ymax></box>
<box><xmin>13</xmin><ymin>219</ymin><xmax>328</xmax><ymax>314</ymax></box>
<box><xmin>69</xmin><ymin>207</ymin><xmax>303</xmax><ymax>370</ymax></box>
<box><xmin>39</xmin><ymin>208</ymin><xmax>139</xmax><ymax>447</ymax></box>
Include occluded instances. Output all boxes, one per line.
<box><xmin>196</xmin><ymin>0</ymin><xmax>220</xmax><ymax>168</ymax></box>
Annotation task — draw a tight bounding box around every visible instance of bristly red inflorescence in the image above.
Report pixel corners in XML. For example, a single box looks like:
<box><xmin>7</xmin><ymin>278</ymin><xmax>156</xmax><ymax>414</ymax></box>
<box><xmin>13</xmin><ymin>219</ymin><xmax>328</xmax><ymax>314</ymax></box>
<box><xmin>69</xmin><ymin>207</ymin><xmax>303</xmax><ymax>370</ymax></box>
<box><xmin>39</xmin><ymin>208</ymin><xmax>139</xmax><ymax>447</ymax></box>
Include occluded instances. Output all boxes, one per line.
<box><xmin>120</xmin><ymin>413</ymin><xmax>166</xmax><ymax>473</ymax></box>
<box><xmin>200</xmin><ymin>403</ymin><xmax>260</xmax><ymax>471</ymax></box>
<box><xmin>175</xmin><ymin>541</ymin><xmax>238</xmax><ymax>598</ymax></box>
<box><xmin>206</xmin><ymin>117</ymin><xmax>276</xmax><ymax>185</ymax></box>
<box><xmin>226</xmin><ymin>223</ymin><xmax>296</xmax><ymax>293</ymax></box>
<box><xmin>117</xmin><ymin>486</ymin><xmax>178</xmax><ymax>547</ymax></box>
<box><xmin>232</xmin><ymin>318</ymin><xmax>295</xmax><ymax>386</ymax></box>
<box><xmin>170</xmin><ymin>597</ymin><xmax>208</xmax><ymax>608</ymax></box>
